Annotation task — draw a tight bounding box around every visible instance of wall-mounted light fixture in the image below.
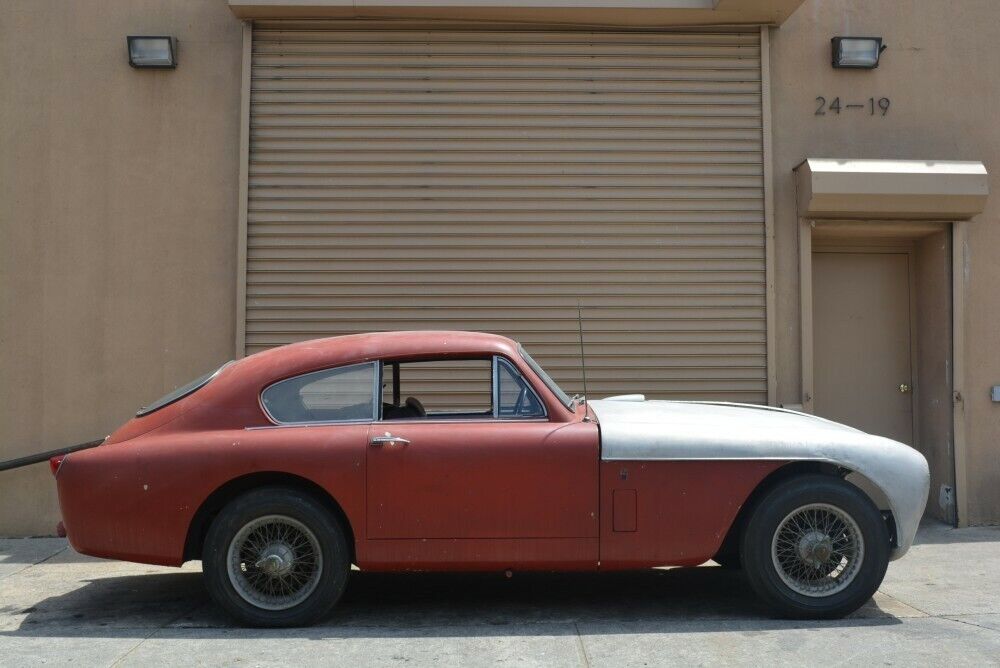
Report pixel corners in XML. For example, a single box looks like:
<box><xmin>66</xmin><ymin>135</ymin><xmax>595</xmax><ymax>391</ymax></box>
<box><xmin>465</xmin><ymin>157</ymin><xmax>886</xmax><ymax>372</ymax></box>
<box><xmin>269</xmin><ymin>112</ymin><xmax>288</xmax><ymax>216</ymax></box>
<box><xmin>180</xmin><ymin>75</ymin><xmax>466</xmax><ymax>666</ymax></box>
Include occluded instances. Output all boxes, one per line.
<box><xmin>831</xmin><ymin>37</ymin><xmax>886</xmax><ymax>69</ymax></box>
<box><xmin>127</xmin><ymin>36</ymin><xmax>177</xmax><ymax>69</ymax></box>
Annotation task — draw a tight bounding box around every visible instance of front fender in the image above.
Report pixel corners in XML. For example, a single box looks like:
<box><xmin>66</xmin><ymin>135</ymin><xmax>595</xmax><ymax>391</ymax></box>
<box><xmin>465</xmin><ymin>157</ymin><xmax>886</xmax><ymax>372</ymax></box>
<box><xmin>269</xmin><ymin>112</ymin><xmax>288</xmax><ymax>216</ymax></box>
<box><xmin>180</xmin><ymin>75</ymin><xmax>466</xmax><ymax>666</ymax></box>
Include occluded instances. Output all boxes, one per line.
<box><xmin>591</xmin><ymin>400</ymin><xmax>930</xmax><ymax>558</ymax></box>
<box><xmin>811</xmin><ymin>436</ymin><xmax>929</xmax><ymax>559</ymax></box>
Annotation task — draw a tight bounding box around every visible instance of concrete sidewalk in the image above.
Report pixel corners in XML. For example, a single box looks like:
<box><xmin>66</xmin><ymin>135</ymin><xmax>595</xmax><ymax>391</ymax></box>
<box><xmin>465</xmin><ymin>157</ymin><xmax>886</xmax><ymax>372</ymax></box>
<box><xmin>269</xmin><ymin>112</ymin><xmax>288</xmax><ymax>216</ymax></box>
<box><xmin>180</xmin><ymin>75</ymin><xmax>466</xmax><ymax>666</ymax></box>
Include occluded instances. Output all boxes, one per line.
<box><xmin>1</xmin><ymin>521</ymin><xmax>999</xmax><ymax>667</ymax></box>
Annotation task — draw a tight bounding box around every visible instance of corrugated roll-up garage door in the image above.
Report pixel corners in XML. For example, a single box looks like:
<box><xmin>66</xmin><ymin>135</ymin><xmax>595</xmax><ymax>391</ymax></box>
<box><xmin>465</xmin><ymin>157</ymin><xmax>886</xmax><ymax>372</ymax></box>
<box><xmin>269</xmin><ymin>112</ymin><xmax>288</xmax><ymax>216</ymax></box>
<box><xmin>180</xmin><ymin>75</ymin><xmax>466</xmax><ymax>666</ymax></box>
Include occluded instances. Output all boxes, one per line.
<box><xmin>246</xmin><ymin>24</ymin><xmax>766</xmax><ymax>403</ymax></box>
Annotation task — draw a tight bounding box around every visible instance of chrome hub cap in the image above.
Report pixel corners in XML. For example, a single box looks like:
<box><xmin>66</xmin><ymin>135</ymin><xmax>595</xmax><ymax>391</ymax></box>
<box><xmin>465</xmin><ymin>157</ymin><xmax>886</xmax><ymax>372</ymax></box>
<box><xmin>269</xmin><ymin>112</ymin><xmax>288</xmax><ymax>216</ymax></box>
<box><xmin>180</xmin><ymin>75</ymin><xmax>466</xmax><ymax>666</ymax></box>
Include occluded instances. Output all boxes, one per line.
<box><xmin>771</xmin><ymin>503</ymin><xmax>864</xmax><ymax>597</ymax></box>
<box><xmin>226</xmin><ymin>515</ymin><xmax>323</xmax><ymax>611</ymax></box>
<box><xmin>255</xmin><ymin>544</ymin><xmax>295</xmax><ymax>576</ymax></box>
<box><xmin>797</xmin><ymin>530</ymin><xmax>834</xmax><ymax>566</ymax></box>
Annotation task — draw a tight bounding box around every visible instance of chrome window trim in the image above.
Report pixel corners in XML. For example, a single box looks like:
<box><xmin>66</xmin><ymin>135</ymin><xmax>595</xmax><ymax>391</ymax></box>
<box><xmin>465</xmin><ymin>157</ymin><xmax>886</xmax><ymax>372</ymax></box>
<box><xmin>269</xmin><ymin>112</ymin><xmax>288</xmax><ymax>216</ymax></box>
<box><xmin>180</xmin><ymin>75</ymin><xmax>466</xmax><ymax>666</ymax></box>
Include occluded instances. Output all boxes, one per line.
<box><xmin>259</xmin><ymin>361</ymin><xmax>379</xmax><ymax>426</ymax></box>
<box><xmin>517</xmin><ymin>344</ymin><xmax>573</xmax><ymax>411</ymax></box>
<box><xmin>367</xmin><ymin>417</ymin><xmax>549</xmax><ymax>426</ymax></box>
<box><xmin>377</xmin><ymin>359</ymin><xmax>384</xmax><ymax>420</ymax></box>
<box><xmin>245</xmin><ymin>419</ymin><xmax>374</xmax><ymax>431</ymax></box>
<box><xmin>491</xmin><ymin>355</ymin><xmax>500</xmax><ymax>419</ymax></box>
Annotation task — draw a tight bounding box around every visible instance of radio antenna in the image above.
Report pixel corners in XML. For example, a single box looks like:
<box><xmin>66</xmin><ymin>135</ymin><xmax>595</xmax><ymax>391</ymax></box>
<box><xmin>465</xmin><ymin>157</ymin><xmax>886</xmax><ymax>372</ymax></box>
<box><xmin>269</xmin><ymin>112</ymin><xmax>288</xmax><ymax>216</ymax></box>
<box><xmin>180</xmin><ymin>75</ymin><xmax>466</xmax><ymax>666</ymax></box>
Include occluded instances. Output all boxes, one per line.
<box><xmin>577</xmin><ymin>301</ymin><xmax>589</xmax><ymax>401</ymax></box>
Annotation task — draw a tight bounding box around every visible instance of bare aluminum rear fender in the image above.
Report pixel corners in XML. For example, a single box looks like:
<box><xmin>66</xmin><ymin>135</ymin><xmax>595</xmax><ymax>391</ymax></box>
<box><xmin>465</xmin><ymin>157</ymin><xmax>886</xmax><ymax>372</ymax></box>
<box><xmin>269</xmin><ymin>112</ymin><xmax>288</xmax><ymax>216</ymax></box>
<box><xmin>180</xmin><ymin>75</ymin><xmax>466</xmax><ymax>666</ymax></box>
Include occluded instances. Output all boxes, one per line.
<box><xmin>589</xmin><ymin>399</ymin><xmax>930</xmax><ymax>560</ymax></box>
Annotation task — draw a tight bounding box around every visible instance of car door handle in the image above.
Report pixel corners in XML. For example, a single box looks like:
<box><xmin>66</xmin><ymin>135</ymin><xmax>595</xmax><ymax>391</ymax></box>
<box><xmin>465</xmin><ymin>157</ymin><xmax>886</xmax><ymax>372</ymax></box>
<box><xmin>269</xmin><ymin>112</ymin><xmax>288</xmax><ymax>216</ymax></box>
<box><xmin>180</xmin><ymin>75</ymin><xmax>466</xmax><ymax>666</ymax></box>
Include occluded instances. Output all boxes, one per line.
<box><xmin>370</xmin><ymin>433</ymin><xmax>410</xmax><ymax>446</ymax></box>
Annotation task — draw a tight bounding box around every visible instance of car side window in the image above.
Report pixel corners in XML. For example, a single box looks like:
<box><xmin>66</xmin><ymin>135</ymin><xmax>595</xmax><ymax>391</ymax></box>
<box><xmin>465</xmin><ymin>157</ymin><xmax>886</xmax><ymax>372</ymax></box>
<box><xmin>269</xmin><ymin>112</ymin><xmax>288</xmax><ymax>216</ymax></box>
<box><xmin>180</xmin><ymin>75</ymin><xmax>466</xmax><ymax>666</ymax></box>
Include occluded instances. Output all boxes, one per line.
<box><xmin>261</xmin><ymin>362</ymin><xmax>376</xmax><ymax>424</ymax></box>
<box><xmin>381</xmin><ymin>358</ymin><xmax>493</xmax><ymax>420</ymax></box>
<box><xmin>496</xmin><ymin>357</ymin><xmax>546</xmax><ymax>419</ymax></box>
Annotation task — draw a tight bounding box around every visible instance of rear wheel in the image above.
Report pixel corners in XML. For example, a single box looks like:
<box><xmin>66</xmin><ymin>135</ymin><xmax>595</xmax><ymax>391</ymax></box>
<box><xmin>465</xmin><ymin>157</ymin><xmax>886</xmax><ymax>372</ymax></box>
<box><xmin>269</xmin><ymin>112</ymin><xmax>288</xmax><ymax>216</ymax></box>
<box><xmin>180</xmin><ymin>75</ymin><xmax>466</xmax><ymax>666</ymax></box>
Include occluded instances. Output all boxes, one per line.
<box><xmin>741</xmin><ymin>475</ymin><xmax>889</xmax><ymax>619</ymax></box>
<box><xmin>202</xmin><ymin>487</ymin><xmax>349</xmax><ymax>627</ymax></box>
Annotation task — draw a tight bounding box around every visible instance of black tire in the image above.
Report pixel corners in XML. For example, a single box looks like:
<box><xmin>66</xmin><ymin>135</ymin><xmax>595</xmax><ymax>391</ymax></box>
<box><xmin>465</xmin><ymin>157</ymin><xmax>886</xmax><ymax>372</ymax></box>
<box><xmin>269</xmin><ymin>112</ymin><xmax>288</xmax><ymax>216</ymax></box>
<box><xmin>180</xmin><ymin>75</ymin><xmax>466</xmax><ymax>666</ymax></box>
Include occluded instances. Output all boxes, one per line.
<box><xmin>712</xmin><ymin>532</ymin><xmax>742</xmax><ymax>569</ymax></box>
<box><xmin>740</xmin><ymin>474</ymin><xmax>889</xmax><ymax>619</ymax></box>
<box><xmin>202</xmin><ymin>487</ymin><xmax>350</xmax><ymax>627</ymax></box>
<box><xmin>712</xmin><ymin>549</ymin><xmax>742</xmax><ymax>570</ymax></box>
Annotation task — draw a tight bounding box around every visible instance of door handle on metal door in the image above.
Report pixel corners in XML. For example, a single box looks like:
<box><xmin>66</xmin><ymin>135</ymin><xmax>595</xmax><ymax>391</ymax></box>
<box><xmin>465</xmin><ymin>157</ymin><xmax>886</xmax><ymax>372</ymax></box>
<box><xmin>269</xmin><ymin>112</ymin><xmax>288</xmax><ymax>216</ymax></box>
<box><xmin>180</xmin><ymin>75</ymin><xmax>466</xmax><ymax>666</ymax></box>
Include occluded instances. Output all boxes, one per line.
<box><xmin>370</xmin><ymin>433</ymin><xmax>411</xmax><ymax>446</ymax></box>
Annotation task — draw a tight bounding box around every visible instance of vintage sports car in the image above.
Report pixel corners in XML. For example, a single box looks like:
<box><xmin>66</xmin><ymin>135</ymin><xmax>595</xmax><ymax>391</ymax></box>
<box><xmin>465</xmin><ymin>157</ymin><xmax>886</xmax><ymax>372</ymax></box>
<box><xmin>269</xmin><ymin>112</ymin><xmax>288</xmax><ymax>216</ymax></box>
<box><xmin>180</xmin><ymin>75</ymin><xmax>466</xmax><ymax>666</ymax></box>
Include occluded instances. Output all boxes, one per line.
<box><xmin>52</xmin><ymin>331</ymin><xmax>929</xmax><ymax>627</ymax></box>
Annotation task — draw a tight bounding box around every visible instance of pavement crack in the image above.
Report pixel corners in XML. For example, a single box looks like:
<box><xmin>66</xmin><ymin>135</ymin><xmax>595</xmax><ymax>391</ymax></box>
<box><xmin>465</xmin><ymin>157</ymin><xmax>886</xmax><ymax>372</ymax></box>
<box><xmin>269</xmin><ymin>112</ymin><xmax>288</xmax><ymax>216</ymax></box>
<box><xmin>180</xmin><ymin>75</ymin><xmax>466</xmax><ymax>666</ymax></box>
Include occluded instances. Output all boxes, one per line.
<box><xmin>573</xmin><ymin>622</ymin><xmax>591</xmax><ymax>668</ymax></box>
<box><xmin>34</xmin><ymin>545</ymin><xmax>69</xmax><ymax>565</ymax></box>
<box><xmin>108</xmin><ymin>627</ymin><xmax>161</xmax><ymax>668</ymax></box>
<box><xmin>940</xmin><ymin>615</ymin><xmax>1000</xmax><ymax>635</ymax></box>
<box><xmin>0</xmin><ymin>544</ymin><xmax>69</xmax><ymax>581</ymax></box>
<box><xmin>108</xmin><ymin>604</ymin><xmax>204</xmax><ymax>667</ymax></box>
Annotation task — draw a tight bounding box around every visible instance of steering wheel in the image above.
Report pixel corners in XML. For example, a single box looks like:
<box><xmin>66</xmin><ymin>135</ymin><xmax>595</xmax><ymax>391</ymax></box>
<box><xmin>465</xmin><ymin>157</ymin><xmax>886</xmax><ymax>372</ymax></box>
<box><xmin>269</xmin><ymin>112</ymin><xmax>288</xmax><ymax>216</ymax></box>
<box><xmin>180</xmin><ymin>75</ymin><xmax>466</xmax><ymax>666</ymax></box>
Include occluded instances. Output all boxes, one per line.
<box><xmin>404</xmin><ymin>396</ymin><xmax>426</xmax><ymax>417</ymax></box>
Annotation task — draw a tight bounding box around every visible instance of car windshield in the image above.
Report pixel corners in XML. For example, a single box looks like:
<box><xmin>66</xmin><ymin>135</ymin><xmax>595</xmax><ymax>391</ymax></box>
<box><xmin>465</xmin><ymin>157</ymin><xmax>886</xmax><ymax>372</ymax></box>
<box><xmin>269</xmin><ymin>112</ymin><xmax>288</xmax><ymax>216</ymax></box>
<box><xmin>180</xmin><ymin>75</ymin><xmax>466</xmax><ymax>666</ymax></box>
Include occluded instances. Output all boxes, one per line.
<box><xmin>136</xmin><ymin>362</ymin><xmax>231</xmax><ymax>417</ymax></box>
<box><xmin>517</xmin><ymin>344</ymin><xmax>574</xmax><ymax>410</ymax></box>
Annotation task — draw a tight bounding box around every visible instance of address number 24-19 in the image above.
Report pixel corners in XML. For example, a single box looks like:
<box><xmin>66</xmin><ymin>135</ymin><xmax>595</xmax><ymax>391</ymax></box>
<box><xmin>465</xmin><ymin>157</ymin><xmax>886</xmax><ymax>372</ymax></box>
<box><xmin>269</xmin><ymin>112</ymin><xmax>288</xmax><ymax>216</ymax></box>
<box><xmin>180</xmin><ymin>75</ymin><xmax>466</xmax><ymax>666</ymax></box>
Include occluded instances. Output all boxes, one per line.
<box><xmin>815</xmin><ymin>97</ymin><xmax>890</xmax><ymax>116</ymax></box>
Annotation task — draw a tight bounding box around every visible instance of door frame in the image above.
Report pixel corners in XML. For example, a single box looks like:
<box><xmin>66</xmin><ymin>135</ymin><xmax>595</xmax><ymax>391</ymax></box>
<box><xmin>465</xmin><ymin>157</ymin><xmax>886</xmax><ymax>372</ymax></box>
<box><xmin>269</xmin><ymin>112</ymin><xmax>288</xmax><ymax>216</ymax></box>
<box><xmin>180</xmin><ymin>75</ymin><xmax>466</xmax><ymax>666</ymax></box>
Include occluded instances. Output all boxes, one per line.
<box><xmin>799</xmin><ymin>218</ymin><xmax>967</xmax><ymax>525</ymax></box>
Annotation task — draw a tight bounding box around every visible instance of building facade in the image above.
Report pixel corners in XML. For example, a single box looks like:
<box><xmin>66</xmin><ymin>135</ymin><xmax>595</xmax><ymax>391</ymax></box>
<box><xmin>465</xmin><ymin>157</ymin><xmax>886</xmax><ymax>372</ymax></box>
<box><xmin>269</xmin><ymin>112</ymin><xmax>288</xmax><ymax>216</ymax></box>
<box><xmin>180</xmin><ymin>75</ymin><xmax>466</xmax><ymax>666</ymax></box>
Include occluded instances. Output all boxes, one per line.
<box><xmin>2</xmin><ymin>0</ymin><xmax>998</xmax><ymax>535</ymax></box>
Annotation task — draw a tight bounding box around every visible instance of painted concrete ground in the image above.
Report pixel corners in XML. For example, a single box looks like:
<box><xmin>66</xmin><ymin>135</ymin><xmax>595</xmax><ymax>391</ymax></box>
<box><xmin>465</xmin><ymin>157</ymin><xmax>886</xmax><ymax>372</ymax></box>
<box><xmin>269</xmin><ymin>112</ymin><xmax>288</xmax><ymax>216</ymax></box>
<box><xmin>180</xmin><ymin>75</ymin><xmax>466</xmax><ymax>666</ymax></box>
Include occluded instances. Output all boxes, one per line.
<box><xmin>1</xmin><ymin>521</ymin><xmax>998</xmax><ymax>666</ymax></box>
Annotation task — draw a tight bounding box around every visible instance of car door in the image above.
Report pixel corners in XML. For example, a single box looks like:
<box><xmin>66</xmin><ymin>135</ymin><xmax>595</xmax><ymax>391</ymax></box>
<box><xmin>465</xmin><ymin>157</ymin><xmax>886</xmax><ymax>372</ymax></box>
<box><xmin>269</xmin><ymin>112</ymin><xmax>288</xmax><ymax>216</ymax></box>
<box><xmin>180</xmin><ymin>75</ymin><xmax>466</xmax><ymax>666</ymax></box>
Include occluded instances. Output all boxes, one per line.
<box><xmin>363</xmin><ymin>356</ymin><xmax>599</xmax><ymax>570</ymax></box>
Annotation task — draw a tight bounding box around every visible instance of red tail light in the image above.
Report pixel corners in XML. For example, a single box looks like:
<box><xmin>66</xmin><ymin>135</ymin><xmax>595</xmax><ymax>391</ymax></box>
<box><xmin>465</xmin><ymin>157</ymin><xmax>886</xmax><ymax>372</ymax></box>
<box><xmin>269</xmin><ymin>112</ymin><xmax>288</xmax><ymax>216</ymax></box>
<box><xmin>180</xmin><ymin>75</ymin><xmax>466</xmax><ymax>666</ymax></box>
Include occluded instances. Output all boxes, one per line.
<box><xmin>49</xmin><ymin>455</ymin><xmax>65</xmax><ymax>477</ymax></box>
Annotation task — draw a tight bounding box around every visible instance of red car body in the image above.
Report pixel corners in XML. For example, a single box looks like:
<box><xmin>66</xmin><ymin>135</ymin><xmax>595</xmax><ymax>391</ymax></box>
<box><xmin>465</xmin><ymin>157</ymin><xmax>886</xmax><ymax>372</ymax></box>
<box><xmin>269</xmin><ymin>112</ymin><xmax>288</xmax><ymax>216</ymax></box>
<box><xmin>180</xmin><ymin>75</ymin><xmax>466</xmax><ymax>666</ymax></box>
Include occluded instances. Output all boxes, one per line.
<box><xmin>56</xmin><ymin>331</ymin><xmax>787</xmax><ymax>572</ymax></box>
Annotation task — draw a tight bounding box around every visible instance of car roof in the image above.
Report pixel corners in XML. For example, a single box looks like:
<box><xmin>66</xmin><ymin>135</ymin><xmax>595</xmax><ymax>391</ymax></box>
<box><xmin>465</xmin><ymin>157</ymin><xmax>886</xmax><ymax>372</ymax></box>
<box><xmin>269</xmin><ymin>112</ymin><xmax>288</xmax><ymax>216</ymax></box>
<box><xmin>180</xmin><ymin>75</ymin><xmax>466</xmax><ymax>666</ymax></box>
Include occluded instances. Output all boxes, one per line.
<box><xmin>239</xmin><ymin>331</ymin><xmax>520</xmax><ymax>381</ymax></box>
<box><xmin>108</xmin><ymin>329</ymin><xmax>572</xmax><ymax>442</ymax></box>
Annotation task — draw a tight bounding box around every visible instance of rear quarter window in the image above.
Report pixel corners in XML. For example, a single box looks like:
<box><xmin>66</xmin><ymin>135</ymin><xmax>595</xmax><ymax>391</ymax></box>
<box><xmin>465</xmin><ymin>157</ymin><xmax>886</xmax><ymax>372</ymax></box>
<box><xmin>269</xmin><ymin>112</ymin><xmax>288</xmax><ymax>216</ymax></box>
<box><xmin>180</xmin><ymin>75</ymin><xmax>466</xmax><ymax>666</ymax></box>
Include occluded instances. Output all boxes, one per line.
<box><xmin>262</xmin><ymin>362</ymin><xmax>377</xmax><ymax>424</ymax></box>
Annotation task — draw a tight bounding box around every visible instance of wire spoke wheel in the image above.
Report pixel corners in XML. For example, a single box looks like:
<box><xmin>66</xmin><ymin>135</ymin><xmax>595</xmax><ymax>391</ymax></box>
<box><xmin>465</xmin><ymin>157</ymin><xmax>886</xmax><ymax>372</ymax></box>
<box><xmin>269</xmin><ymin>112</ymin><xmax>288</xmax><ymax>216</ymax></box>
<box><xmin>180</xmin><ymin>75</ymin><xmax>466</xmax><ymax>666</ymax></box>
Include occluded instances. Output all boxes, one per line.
<box><xmin>226</xmin><ymin>514</ymin><xmax>323</xmax><ymax>611</ymax></box>
<box><xmin>771</xmin><ymin>503</ymin><xmax>864</xmax><ymax>598</ymax></box>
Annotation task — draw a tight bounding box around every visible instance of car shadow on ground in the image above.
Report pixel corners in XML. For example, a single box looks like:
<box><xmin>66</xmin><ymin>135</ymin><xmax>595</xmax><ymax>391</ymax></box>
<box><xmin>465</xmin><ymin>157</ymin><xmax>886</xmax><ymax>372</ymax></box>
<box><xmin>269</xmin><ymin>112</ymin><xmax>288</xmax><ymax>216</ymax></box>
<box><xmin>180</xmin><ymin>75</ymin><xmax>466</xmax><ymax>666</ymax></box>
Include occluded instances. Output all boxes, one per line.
<box><xmin>1</xmin><ymin>565</ymin><xmax>903</xmax><ymax>639</ymax></box>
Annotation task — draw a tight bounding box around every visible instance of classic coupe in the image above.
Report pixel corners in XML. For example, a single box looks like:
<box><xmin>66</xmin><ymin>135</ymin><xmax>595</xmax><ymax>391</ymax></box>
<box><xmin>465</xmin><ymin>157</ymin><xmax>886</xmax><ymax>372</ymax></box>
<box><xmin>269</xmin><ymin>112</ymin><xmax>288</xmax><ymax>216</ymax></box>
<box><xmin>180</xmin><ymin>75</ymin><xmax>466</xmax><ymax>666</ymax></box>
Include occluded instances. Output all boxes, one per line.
<box><xmin>52</xmin><ymin>331</ymin><xmax>929</xmax><ymax>627</ymax></box>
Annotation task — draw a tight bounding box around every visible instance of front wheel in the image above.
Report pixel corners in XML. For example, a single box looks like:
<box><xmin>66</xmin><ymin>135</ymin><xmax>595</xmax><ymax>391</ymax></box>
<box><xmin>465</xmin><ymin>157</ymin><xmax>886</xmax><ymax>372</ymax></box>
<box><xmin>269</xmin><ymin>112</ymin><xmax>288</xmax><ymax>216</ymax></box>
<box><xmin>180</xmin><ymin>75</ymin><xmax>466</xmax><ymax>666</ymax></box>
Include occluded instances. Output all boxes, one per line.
<box><xmin>741</xmin><ymin>475</ymin><xmax>890</xmax><ymax>619</ymax></box>
<box><xmin>202</xmin><ymin>487</ymin><xmax>350</xmax><ymax>627</ymax></box>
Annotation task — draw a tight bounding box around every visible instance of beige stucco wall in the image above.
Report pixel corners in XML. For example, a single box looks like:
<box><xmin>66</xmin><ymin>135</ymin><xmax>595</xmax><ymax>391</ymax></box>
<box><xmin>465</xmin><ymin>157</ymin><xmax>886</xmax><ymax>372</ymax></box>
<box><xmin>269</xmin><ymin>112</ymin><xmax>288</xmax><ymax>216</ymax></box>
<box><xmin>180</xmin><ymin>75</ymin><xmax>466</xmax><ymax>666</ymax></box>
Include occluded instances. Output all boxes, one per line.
<box><xmin>0</xmin><ymin>1</ymin><xmax>243</xmax><ymax>535</ymax></box>
<box><xmin>769</xmin><ymin>0</ymin><xmax>1000</xmax><ymax>524</ymax></box>
<box><xmin>2</xmin><ymin>0</ymin><xmax>999</xmax><ymax>535</ymax></box>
